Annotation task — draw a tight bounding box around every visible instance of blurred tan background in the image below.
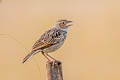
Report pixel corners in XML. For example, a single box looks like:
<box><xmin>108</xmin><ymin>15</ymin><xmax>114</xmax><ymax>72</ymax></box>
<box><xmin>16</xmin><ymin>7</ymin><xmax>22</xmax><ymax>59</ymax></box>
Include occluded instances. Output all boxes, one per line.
<box><xmin>0</xmin><ymin>0</ymin><xmax>120</xmax><ymax>80</ymax></box>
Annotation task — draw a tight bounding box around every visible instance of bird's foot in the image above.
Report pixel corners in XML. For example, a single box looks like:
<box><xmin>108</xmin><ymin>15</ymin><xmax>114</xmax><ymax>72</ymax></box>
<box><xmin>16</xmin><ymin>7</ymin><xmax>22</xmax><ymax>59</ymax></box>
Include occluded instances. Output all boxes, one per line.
<box><xmin>52</xmin><ymin>60</ymin><xmax>61</xmax><ymax>66</ymax></box>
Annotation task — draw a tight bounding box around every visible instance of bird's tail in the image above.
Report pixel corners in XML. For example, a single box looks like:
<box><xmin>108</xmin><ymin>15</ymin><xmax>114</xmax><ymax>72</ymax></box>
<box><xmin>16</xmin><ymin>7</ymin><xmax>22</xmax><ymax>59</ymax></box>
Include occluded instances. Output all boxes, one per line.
<box><xmin>22</xmin><ymin>52</ymin><xmax>33</xmax><ymax>63</ymax></box>
<box><xmin>22</xmin><ymin>50</ymin><xmax>40</xmax><ymax>64</ymax></box>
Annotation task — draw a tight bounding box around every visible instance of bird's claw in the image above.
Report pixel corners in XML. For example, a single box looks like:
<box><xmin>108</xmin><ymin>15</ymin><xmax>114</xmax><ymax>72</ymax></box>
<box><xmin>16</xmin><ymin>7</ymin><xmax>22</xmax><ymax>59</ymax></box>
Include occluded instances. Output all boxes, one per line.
<box><xmin>52</xmin><ymin>60</ymin><xmax>61</xmax><ymax>66</ymax></box>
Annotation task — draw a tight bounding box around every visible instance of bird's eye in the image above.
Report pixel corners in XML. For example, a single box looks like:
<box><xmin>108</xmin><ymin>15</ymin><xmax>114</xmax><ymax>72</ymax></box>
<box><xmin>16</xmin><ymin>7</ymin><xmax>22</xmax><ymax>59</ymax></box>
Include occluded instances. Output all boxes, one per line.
<box><xmin>62</xmin><ymin>22</ymin><xmax>65</xmax><ymax>24</ymax></box>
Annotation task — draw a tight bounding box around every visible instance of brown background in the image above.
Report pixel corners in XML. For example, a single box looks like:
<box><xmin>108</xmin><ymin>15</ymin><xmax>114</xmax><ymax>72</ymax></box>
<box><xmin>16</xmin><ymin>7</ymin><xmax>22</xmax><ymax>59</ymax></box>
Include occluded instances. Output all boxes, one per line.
<box><xmin>0</xmin><ymin>0</ymin><xmax>120</xmax><ymax>80</ymax></box>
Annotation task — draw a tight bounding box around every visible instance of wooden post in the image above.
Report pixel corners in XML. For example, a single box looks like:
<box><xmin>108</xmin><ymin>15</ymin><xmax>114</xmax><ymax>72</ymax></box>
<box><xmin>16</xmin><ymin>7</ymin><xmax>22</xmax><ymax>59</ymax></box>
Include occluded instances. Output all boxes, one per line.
<box><xmin>46</xmin><ymin>61</ymin><xmax>63</xmax><ymax>80</ymax></box>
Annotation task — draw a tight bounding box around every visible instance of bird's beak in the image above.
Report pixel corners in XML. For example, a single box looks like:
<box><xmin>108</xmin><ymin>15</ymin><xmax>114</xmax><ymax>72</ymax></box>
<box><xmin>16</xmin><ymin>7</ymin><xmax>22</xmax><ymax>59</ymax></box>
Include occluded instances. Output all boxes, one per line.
<box><xmin>67</xmin><ymin>20</ymin><xmax>72</xmax><ymax>23</ymax></box>
<box><xmin>66</xmin><ymin>20</ymin><xmax>72</xmax><ymax>27</ymax></box>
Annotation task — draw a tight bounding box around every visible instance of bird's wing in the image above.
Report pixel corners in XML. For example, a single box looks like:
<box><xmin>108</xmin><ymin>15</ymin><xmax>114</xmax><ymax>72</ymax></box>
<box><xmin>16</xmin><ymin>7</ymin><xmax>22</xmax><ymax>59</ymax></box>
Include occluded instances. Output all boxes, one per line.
<box><xmin>32</xmin><ymin>28</ymin><xmax>65</xmax><ymax>51</ymax></box>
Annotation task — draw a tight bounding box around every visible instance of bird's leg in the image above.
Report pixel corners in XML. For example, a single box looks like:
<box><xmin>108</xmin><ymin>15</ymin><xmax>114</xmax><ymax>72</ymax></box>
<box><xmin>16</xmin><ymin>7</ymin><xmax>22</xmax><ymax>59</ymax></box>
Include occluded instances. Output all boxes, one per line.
<box><xmin>46</xmin><ymin>53</ymin><xmax>57</xmax><ymax>61</ymax></box>
<box><xmin>42</xmin><ymin>52</ymin><xmax>61</xmax><ymax>65</ymax></box>
<box><xmin>46</xmin><ymin>53</ymin><xmax>61</xmax><ymax>65</ymax></box>
<box><xmin>41</xmin><ymin>52</ymin><xmax>51</xmax><ymax>62</ymax></box>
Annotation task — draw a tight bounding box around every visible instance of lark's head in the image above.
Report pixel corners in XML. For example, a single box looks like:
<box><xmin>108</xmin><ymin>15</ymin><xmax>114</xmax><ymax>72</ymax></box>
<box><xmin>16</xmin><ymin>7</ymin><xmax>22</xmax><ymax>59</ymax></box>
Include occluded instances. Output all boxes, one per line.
<box><xmin>56</xmin><ymin>19</ymin><xmax>72</xmax><ymax>29</ymax></box>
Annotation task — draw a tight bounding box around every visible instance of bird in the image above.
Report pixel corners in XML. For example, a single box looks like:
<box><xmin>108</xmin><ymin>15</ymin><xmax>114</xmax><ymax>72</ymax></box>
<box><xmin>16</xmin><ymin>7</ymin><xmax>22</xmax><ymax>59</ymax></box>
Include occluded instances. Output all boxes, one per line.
<box><xmin>22</xmin><ymin>19</ymin><xmax>72</xmax><ymax>63</ymax></box>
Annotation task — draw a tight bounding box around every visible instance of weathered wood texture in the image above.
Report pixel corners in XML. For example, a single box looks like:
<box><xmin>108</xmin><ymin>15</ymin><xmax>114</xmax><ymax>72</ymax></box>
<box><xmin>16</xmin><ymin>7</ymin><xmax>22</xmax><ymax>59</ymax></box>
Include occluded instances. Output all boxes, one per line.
<box><xmin>46</xmin><ymin>61</ymin><xmax>63</xmax><ymax>80</ymax></box>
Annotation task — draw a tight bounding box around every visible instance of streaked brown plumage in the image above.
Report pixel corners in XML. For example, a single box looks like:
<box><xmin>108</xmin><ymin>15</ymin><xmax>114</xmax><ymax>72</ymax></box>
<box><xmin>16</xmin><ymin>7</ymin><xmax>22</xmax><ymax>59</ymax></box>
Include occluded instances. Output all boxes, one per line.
<box><xmin>22</xmin><ymin>19</ymin><xmax>72</xmax><ymax>63</ymax></box>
